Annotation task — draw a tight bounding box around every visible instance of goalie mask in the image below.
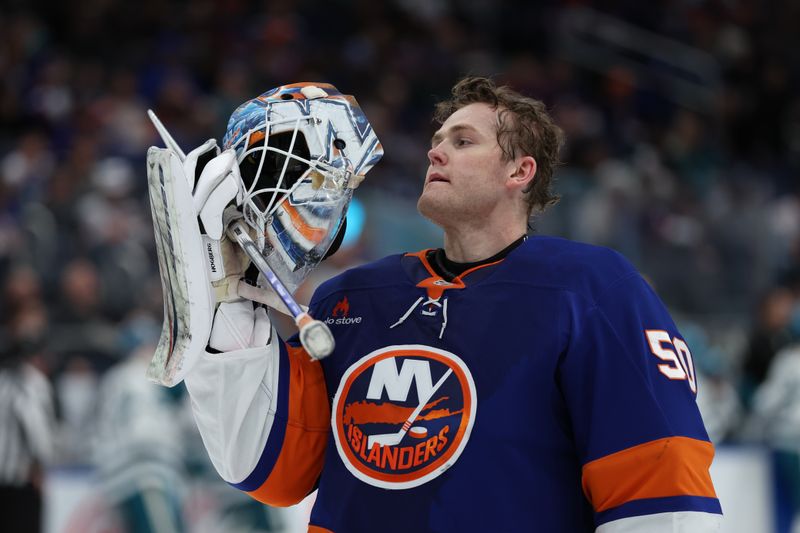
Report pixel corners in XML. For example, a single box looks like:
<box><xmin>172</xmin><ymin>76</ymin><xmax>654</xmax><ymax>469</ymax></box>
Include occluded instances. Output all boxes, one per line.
<box><xmin>223</xmin><ymin>82</ymin><xmax>383</xmax><ymax>293</ymax></box>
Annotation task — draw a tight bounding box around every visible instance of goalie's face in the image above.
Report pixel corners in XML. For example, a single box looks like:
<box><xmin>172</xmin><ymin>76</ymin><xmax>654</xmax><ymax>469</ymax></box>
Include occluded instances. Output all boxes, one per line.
<box><xmin>418</xmin><ymin>103</ymin><xmax>520</xmax><ymax>229</ymax></box>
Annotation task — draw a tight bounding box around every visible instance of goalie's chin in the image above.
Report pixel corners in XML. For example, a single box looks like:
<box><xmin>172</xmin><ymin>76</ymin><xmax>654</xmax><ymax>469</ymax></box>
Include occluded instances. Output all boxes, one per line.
<box><xmin>417</xmin><ymin>190</ymin><xmax>457</xmax><ymax>228</ymax></box>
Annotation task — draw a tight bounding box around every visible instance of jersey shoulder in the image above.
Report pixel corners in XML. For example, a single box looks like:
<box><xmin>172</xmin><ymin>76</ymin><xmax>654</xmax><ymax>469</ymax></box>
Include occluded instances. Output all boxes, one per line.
<box><xmin>506</xmin><ymin>236</ymin><xmax>640</xmax><ymax>304</ymax></box>
<box><xmin>311</xmin><ymin>253</ymin><xmax>406</xmax><ymax>304</ymax></box>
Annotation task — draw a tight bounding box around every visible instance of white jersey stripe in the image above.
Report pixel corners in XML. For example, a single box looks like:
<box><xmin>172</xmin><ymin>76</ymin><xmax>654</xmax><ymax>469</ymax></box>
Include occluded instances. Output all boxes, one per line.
<box><xmin>598</xmin><ymin>511</ymin><xmax>722</xmax><ymax>532</ymax></box>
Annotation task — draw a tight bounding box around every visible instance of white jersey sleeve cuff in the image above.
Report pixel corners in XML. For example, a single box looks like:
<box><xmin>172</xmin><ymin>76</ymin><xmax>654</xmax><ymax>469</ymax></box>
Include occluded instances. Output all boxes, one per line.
<box><xmin>598</xmin><ymin>511</ymin><xmax>722</xmax><ymax>532</ymax></box>
<box><xmin>184</xmin><ymin>336</ymin><xmax>281</xmax><ymax>484</ymax></box>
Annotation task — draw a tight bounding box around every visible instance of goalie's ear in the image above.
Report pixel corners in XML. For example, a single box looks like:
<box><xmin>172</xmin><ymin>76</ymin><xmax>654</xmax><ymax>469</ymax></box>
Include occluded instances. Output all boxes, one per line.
<box><xmin>322</xmin><ymin>218</ymin><xmax>347</xmax><ymax>261</ymax></box>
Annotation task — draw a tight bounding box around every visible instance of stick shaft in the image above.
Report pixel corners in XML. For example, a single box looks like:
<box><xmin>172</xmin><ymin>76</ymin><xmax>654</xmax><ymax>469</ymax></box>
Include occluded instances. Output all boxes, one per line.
<box><xmin>368</xmin><ymin>368</ymin><xmax>454</xmax><ymax>449</ymax></box>
<box><xmin>227</xmin><ymin>220</ymin><xmax>304</xmax><ymax>318</ymax></box>
<box><xmin>401</xmin><ymin>368</ymin><xmax>453</xmax><ymax>431</ymax></box>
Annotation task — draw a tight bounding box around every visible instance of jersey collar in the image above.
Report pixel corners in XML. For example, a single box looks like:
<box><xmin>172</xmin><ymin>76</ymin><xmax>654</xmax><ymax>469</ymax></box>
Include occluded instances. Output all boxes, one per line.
<box><xmin>400</xmin><ymin>248</ymin><xmax>505</xmax><ymax>300</ymax></box>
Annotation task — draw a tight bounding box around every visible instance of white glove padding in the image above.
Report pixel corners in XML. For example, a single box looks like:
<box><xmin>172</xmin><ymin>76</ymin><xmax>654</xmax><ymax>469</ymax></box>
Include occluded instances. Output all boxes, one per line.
<box><xmin>208</xmin><ymin>300</ymin><xmax>272</xmax><ymax>352</ymax></box>
<box><xmin>183</xmin><ymin>138</ymin><xmax>219</xmax><ymax>190</ymax></box>
<box><xmin>145</xmin><ymin>141</ymin><xmax>251</xmax><ymax>386</ymax></box>
<box><xmin>193</xmin><ymin>150</ymin><xmax>242</xmax><ymax>240</ymax></box>
<box><xmin>192</xmin><ymin>149</ymin><xmax>252</xmax><ymax>304</ymax></box>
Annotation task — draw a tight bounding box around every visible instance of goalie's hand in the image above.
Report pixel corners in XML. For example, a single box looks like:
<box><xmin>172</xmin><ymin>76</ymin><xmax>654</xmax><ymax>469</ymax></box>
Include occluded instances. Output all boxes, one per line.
<box><xmin>189</xmin><ymin>143</ymin><xmax>241</xmax><ymax>240</ymax></box>
<box><xmin>189</xmin><ymin>144</ymin><xmax>276</xmax><ymax>358</ymax></box>
<box><xmin>188</xmin><ymin>143</ymin><xmax>250</xmax><ymax>304</ymax></box>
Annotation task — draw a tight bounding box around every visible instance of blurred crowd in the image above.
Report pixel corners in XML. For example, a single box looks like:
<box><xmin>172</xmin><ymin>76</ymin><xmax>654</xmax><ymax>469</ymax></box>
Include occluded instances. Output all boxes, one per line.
<box><xmin>2</xmin><ymin>0</ymin><xmax>800</xmax><ymax>530</ymax></box>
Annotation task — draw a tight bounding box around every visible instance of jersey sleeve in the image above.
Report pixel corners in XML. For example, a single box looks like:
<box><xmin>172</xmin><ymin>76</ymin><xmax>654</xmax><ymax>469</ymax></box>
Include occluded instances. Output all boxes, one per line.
<box><xmin>597</xmin><ymin>511</ymin><xmax>721</xmax><ymax>532</ymax></box>
<box><xmin>184</xmin><ymin>317</ymin><xmax>330</xmax><ymax>507</ymax></box>
<box><xmin>557</xmin><ymin>271</ymin><xmax>722</xmax><ymax>530</ymax></box>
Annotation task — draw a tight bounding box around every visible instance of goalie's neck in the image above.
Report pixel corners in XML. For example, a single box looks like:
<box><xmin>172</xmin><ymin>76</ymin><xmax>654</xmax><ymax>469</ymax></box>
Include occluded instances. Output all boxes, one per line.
<box><xmin>441</xmin><ymin>223</ymin><xmax>527</xmax><ymax>263</ymax></box>
<box><xmin>428</xmin><ymin>234</ymin><xmax>527</xmax><ymax>282</ymax></box>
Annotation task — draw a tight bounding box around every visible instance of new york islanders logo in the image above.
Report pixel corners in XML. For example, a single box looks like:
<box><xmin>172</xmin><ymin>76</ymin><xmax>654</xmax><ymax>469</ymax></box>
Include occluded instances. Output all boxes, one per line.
<box><xmin>332</xmin><ymin>344</ymin><xmax>477</xmax><ymax>489</ymax></box>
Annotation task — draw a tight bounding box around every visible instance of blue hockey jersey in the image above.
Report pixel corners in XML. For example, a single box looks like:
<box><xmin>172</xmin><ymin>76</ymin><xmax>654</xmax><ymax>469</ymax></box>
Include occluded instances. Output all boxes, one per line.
<box><xmin>216</xmin><ymin>236</ymin><xmax>721</xmax><ymax>532</ymax></box>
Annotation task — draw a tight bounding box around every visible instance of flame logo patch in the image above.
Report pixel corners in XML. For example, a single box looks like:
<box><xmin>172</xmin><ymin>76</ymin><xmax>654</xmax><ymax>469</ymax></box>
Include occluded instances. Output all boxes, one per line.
<box><xmin>332</xmin><ymin>344</ymin><xmax>477</xmax><ymax>489</ymax></box>
<box><xmin>332</xmin><ymin>296</ymin><xmax>350</xmax><ymax>317</ymax></box>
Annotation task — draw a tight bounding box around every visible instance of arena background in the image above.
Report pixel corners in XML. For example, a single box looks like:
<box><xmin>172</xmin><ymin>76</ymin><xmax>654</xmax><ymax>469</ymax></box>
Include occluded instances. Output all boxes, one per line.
<box><xmin>1</xmin><ymin>0</ymin><xmax>799</xmax><ymax>531</ymax></box>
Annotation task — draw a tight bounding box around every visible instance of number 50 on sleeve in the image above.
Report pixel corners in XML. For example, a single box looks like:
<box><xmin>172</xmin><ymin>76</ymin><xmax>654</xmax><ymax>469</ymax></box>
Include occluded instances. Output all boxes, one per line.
<box><xmin>645</xmin><ymin>330</ymin><xmax>697</xmax><ymax>394</ymax></box>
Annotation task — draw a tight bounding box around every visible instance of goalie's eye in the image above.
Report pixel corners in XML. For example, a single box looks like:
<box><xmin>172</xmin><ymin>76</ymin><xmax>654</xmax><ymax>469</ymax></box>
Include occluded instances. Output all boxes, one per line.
<box><xmin>240</xmin><ymin>131</ymin><xmax>311</xmax><ymax>193</ymax></box>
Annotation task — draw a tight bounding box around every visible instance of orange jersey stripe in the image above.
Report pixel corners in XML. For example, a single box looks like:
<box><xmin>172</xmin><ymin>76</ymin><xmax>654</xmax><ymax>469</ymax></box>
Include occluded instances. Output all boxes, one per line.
<box><xmin>406</xmin><ymin>249</ymin><xmax>505</xmax><ymax>281</ymax></box>
<box><xmin>582</xmin><ymin>436</ymin><xmax>716</xmax><ymax>513</ymax></box>
<box><xmin>308</xmin><ymin>526</ymin><xmax>334</xmax><ymax>533</ymax></box>
<box><xmin>405</xmin><ymin>249</ymin><xmax>505</xmax><ymax>300</ymax></box>
<box><xmin>248</xmin><ymin>345</ymin><xmax>330</xmax><ymax>507</ymax></box>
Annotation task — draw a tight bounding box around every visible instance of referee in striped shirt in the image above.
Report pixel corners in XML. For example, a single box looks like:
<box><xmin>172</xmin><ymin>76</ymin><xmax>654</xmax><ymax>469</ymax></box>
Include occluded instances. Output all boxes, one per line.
<box><xmin>0</xmin><ymin>325</ymin><xmax>56</xmax><ymax>533</ymax></box>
